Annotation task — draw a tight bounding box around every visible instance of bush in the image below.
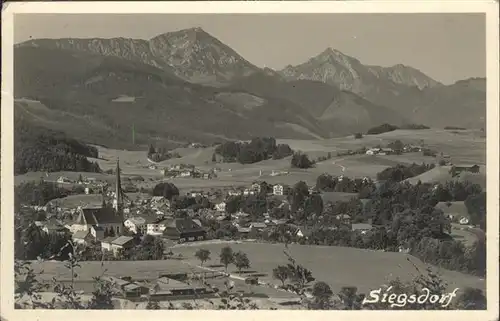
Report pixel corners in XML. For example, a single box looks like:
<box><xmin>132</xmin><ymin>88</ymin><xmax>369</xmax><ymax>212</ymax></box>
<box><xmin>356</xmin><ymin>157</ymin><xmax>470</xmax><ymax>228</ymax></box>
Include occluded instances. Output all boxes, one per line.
<box><xmin>354</xmin><ymin>133</ymin><xmax>363</xmax><ymax>139</ymax></box>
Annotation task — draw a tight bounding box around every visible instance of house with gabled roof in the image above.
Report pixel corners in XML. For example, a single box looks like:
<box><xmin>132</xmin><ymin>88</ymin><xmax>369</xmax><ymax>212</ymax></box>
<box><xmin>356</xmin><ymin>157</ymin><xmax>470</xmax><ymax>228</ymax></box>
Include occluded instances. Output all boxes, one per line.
<box><xmin>162</xmin><ymin>218</ymin><xmax>207</xmax><ymax>243</ymax></box>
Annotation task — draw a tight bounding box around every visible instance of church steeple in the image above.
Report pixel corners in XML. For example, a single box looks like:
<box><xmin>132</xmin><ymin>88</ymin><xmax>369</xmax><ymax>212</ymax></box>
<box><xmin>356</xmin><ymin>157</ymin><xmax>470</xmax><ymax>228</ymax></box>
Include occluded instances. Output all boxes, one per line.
<box><xmin>113</xmin><ymin>158</ymin><xmax>123</xmax><ymax>214</ymax></box>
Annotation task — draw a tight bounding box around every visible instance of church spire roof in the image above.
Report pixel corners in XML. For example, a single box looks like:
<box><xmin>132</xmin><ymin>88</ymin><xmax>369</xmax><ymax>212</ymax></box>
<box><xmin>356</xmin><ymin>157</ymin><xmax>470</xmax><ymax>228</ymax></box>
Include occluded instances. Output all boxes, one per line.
<box><xmin>114</xmin><ymin>158</ymin><xmax>123</xmax><ymax>213</ymax></box>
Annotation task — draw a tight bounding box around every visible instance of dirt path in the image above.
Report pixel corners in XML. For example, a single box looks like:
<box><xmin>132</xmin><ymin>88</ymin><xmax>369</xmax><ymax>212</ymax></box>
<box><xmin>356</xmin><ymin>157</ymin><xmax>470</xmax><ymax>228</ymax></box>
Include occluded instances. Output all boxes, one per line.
<box><xmin>331</xmin><ymin>158</ymin><xmax>346</xmax><ymax>172</ymax></box>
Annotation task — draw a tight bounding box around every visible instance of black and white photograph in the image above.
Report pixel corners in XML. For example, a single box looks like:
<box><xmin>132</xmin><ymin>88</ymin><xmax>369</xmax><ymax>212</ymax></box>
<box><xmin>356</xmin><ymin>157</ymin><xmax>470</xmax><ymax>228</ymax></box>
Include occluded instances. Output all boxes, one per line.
<box><xmin>1</xmin><ymin>1</ymin><xmax>499</xmax><ymax>318</ymax></box>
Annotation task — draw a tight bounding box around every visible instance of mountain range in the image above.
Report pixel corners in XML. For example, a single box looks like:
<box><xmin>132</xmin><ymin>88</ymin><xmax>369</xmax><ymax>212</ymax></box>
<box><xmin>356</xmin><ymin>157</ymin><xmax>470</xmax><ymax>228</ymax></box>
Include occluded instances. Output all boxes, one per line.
<box><xmin>14</xmin><ymin>27</ymin><xmax>486</xmax><ymax>149</ymax></box>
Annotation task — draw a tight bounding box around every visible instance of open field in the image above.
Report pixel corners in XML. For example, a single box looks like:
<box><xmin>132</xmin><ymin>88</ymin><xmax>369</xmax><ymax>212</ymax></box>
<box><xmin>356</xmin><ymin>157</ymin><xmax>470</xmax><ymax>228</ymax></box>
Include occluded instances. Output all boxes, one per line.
<box><xmin>25</xmin><ymin>241</ymin><xmax>485</xmax><ymax>305</ymax></box>
<box><xmin>171</xmin><ymin>242</ymin><xmax>485</xmax><ymax>295</ymax></box>
<box><xmin>405</xmin><ymin>165</ymin><xmax>486</xmax><ymax>188</ymax></box>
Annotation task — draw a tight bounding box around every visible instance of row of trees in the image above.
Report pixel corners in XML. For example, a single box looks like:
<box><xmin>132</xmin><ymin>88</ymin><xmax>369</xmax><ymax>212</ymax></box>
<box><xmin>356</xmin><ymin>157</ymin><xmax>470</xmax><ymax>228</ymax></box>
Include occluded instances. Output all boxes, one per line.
<box><xmin>215</xmin><ymin>137</ymin><xmax>293</xmax><ymax>164</ymax></box>
<box><xmin>195</xmin><ymin>246</ymin><xmax>251</xmax><ymax>274</ymax></box>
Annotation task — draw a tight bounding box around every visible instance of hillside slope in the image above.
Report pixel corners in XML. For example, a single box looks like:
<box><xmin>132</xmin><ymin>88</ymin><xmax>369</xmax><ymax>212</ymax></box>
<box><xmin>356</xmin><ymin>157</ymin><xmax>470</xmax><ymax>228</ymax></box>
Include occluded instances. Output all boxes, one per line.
<box><xmin>14</xmin><ymin>46</ymin><xmax>328</xmax><ymax>149</ymax></box>
<box><xmin>229</xmin><ymin>71</ymin><xmax>408</xmax><ymax>135</ymax></box>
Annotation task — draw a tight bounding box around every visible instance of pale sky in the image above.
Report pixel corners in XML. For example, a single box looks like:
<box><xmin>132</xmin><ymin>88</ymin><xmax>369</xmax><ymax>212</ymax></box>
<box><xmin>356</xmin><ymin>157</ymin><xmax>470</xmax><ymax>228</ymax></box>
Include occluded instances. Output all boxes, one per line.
<box><xmin>14</xmin><ymin>13</ymin><xmax>486</xmax><ymax>84</ymax></box>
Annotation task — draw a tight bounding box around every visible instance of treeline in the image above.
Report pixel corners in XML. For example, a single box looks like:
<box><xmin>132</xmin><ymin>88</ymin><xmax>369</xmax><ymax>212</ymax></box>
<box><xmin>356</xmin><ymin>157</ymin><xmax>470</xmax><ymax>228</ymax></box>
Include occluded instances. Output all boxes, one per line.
<box><xmin>376</xmin><ymin>163</ymin><xmax>435</xmax><ymax>182</ymax></box>
<box><xmin>15</xmin><ymin>118</ymin><xmax>101</xmax><ymax>174</ymax></box>
<box><xmin>400</xmin><ymin>123</ymin><xmax>430</xmax><ymax>130</ymax></box>
<box><xmin>215</xmin><ymin>137</ymin><xmax>293</xmax><ymax>164</ymax></box>
<box><xmin>366</xmin><ymin>123</ymin><xmax>399</xmax><ymax>135</ymax></box>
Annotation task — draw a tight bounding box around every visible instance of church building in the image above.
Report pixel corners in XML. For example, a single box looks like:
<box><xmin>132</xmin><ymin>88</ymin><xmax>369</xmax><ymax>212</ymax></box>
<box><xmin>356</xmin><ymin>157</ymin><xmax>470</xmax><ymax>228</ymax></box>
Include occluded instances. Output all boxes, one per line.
<box><xmin>70</xmin><ymin>159</ymin><xmax>125</xmax><ymax>237</ymax></box>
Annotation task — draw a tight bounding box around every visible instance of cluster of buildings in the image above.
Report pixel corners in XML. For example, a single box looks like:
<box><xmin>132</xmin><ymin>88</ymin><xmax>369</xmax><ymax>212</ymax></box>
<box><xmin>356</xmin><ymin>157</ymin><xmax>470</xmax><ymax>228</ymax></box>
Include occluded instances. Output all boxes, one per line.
<box><xmin>95</xmin><ymin>271</ymin><xmax>219</xmax><ymax>301</ymax></box>
<box><xmin>35</xmin><ymin>160</ymin><xmax>209</xmax><ymax>258</ymax></box>
<box><xmin>365</xmin><ymin>144</ymin><xmax>424</xmax><ymax>156</ymax></box>
<box><xmin>161</xmin><ymin>164</ymin><xmax>217</xmax><ymax>180</ymax></box>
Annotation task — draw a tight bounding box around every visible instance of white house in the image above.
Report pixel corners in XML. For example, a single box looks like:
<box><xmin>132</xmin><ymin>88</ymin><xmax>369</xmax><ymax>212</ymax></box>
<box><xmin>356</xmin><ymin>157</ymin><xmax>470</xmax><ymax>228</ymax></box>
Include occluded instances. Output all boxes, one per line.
<box><xmin>124</xmin><ymin>217</ymin><xmax>147</xmax><ymax>234</ymax></box>
<box><xmin>459</xmin><ymin>217</ymin><xmax>470</xmax><ymax>225</ymax></box>
<box><xmin>273</xmin><ymin>184</ymin><xmax>284</xmax><ymax>196</ymax></box>
<box><xmin>57</xmin><ymin>176</ymin><xmax>72</xmax><ymax>184</ymax></box>
<box><xmin>180</xmin><ymin>171</ymin><xmax>192</xmax><ymax>178</ymax></box>
<box><xmin>146</xmin><ymin>218</ymin><xmax>169</xmax><ymax>236</ymax></box>
<box><xmin>251</xmin><ymin>183</ymin><xmax>262</xmax><ymax>193</ymax></box>
<box><xmin>215</xmin><ymin>202</ymin><xmax>226</xmax><ymax>212</ymax></box>
<box><xmin>366</xmin><ymin>148</ymin><xmax>380</xmax><ymax>155</ymax></box>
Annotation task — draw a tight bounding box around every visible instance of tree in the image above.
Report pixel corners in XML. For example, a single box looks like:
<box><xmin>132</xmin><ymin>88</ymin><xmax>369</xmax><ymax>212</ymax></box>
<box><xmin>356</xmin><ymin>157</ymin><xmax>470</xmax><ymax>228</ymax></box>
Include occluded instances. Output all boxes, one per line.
<box><xmin>152</xmin><ymin>182</ymin><xmax>180</xmax><ymax>200</ymax></box>
<box><xmin>290</xmin><ymin>181</ymin><xmax>310</xmax><ymax>212</ymax></box>
<box><xmin>338</xmin><ymin>286</ymin><xmax>363</xmax><ymax>310</ymax></box>
<box><xmin>87</xmin><ymin>277</ymin><xmax>115</xmax><ymax>309</ymax></box>
<box><xmin>234</xmin><ymin>251</ymin><xmax>251</xmax><ymax>274</ymax></box>
<box><xmin>272</xmin><ymin>265</ymin><xmax>290</xmax><ymax>287</ymax></box>
<box><xmin>225</xmin><ymin>196</ymin><xmax>242</xmax><ymax>215</ymax></box>
<box><xmin>291</xmin><ymin>152</ymin><xmax>313</xmax><ymax>169</ymax></box>
<box><xmin>388</xmin><ymin>140</ymin><xmax>404</xmax><ymax>152</ymax></box>
<box><xmin>311</xmin><ymin>281</ymin><xmax>333</xmax><ymax>309</ymax></box>
<box><xmin>195</xmin><ymin>249</ymin><xmax>211</xmax><ymax>266</ymax></box>
<box><xmin>219</xmin><ymin>246</ymin><xmax>234</xmax><ymax>272</ymax></box>
<box><xmin>465</xmin><ymin>192</ymin><xmax>486</xmax><ymax>229</ymax></box>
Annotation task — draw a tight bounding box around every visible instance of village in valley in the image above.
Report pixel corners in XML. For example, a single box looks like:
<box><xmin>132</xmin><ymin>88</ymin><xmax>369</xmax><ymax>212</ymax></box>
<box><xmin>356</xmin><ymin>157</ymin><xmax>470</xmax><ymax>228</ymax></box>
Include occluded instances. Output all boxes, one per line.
<box><xmin>14</xmin><ymin>132</ymin><xmax>487</xmax><ymax>309</ymax></box>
